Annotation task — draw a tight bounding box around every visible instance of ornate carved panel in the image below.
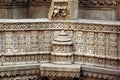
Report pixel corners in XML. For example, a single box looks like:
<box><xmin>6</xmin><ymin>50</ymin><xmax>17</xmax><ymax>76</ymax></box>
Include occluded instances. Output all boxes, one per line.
<box><xmin>97</xmin><ymin>33</ymin><xmax>105</xmax><ymax>56</ymax></box>
<box><xmin>43</xmin><ymin>31</ymin><xmax>53</xmax><ymax>51</ymax></box>
<box><xmin>0</xmin><ymin>69</ymin><xmax>40</xmax><ymax>77</ymax></box>
<box><xmin>74</xmin><ymin>31</ymin><xmax>84</xmax><ymax>53</ymax></box>
<box><xmin>38</xmin><ymin>31</ymin><xmax>44</xmax><ymax>51</ymax></box>
<box><xmin>30</xmin><ymin>31</ymin><xmax>39</xmax><ymax>52</ymax></box>
<box><xmin>5</xmin><ymin>32</ymin><xmax>13</xmax><ymax>53</ymax></box>
<box><xmin>0</xmin><ymin>22</ymin><xmax>119</xmax><ymax>33</ymax></box>
<box><xmin>18</xmin><ymin>31</ymin><xmax>26</xmax><ymax>52</ymax></box>
<box><xmin>87</xmin><ymin>32</ymin><xmax>94</xmax><ymax>55</ymax></box>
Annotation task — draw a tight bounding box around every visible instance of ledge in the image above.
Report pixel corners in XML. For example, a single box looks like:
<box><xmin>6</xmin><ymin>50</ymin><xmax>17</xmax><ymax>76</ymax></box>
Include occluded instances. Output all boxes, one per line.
<box><xmin>0</xmin><ymin>18</ymin><xmax>120</xmax><ymax>26</ymax></box>
<box><xmin>0</xmin><ymin>63</ymin><xmax>119</xmax><ymax>79</ymax></box>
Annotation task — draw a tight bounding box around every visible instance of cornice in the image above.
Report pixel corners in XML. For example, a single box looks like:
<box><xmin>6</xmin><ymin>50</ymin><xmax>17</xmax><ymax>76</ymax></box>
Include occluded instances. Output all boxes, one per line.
<box><xmin>0</xmin><ymin>0</ymin><xmax>117</xmax><ymax>9</ymax></box>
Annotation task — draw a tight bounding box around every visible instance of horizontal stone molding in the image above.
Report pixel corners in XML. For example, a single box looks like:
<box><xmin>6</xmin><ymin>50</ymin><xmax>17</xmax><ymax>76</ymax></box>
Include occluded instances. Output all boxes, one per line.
<box><xmin>0</xmin><ymin>52</ymin><xmax>50</xmax><ymax>65</ymax></box>
<box><xmin>0</xmin><ymin>19</ymin><xmax>119</xmax><ymax>33</ymax></box>
<box><xmin>0</xmin><ymin>63</ymin><xmax>119</xmax><ymax>79</ymax></box>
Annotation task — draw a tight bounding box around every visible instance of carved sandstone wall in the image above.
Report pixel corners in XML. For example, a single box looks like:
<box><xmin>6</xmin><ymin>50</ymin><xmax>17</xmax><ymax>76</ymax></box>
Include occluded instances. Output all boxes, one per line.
<box><xmin>0</xmin><ymin>19</ymin><xmax>119</xmax><ymax>80</ymax></box>
<box><xmin>0</xmin><ymin>19</ymin><xmax>119</xmax><ymax>68</ymax></box>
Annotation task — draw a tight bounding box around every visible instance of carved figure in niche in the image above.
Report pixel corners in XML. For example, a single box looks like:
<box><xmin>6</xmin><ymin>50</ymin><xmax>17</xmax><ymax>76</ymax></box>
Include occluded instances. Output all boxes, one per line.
<box><xmin>52</xmin><ymin>6</ymin><xmax>68</xmax><ymax>18</ymax></box>
<box><xmin>49</xmin><ymin>0</ymin><xmax>78</xmax><ymax>20</ymax></box>
<box><xmin>48</xmin><ymin>0</ymin><xmax>71</xmax><ymax>20</ymax></box>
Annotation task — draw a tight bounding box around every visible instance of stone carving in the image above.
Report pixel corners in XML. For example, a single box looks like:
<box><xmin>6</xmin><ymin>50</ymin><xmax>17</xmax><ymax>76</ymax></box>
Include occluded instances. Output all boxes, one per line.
<box><xmin>83</xmin><ymin>71</ymin><xmax>119</xmax><ymax>80</ymax></box>
<box><xmin>51</xmin><ymin>30</ymin><xmax>73</xmax><ymax>64</ymax></box>
<box><xmin>0</xmin><ymin>20</ymin><xmax>119</xmax><ymax>80</ymax></box>
<box><xmin>48</xmin><ymin>0</ymin><xmax>70</xmax><ymax>20</ymax></box>
<box><xmin>105</xmin><ymin>59</ymin><xmax>117</xmax><ymax>68</ymax></box>
<box><xmin>43</xmin><ymin>31</ymin><xmax>53</xmax><ymax>51</ymax></box>
<box><xmin>30</xmin><ymin>31</ymin><xmax>39</xmax><ymax>52</ymax></box>
<box><xmin>5</xmin><ymin>32</ymin><xmax>13</xmax><ymax>53</ymax></box>
<box><xmin>79</xmin><ymin>0</ymin><xmax>116</xmax><ymax>9</ymax></box>
<box><xmin>38</xmin><ymin>31</ymin><xmax>44</xmax><ymax>51</ymax></box>
<box><xmin>41</xmin><ymin>70</ymin><xmax>79</xmax><ymax>78</ymax></box>
<box><xmin>0</xmin><ymin>69</ymin><xmax>40</xmax><ymax>77</ymax></box>
<box><xmin>18</xmin><ymin>31</ymin><xmax>26</xmax><ymax>52</ymax></box>
<box><xmin>0</xmin><ymin>22</ymin><xmax>119</xmax><ymax>33</ymax></box>
<box><xmin>48</xmin><ymin>0</ymin><xmax>78</xmax><ymax>20</ymax></box>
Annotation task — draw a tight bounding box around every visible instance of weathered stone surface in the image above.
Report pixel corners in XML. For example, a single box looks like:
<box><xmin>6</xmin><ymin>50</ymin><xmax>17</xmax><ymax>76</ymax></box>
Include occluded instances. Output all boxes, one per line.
<box><xmin>48</xmin><ymin>0</ymin><xmax>78</xmax><ymax>20</ymax></box>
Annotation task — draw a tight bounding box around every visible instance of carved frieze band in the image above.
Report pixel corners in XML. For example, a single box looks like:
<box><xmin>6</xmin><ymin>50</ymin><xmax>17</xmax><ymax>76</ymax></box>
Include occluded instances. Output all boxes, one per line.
<box><xmin>0</xmin><ymin>22</ymin><xmax>119</xmax><ymax>33</ymax></box>
<box><xmin>79</xmin><ymin>0</ymin><xmax>116</xmax><ymax>9</ymax></box>
<box><xmin>0</xmin><ymin>0</ymin><xmax>117</xmax><ymax>9</ymax></box>
<box><xmin>0</xmin><ymin>0</ymin><xmax>51</xmax><ymax>7</ymax></box>
<box><xmin>41</xmin><ymin>70</ymin><xmax>79</xmax><ymax>78</ymax></box>
<box><xmin>0</xmin><ymin>69</ymin><xmax>40</xmax><ymax>77</ymax></box>
<box><xmin>41</xmin><ymin>70</ymin><xmax>119</xmax><ymax>80</ymax></box>
<box><xmin>0</xmin><ymin>53</ymin><xmax>50</xmax><ymax>65</ymax></box>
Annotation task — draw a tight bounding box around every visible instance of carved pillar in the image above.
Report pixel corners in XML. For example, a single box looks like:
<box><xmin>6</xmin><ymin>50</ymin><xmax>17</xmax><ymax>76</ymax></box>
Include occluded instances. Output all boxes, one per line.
<box><xmin>51</xmin><ymin>30</ymin><xmax>73</xmax><ymax>64</ymax></box>
<box><xmin>48</xmin><ymin>0</ymin><xmax>78</xmax><ymax>20</ymax></box>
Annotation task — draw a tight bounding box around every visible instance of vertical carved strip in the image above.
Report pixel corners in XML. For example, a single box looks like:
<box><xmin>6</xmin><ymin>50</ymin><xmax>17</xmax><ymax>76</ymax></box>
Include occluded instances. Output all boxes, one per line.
<box><xmin>0</xmin><ymin>32</ymin><xmax>2</xmax><ymax>65</ymax></box>
<box><xmin>30</xmin><ymin>31</ymin><xmax>39</xmax><ymax>52</ymax></box>
<box><xmin>75</xmin><ymin>31</ymin><xmax>84</xmax><ymax>53</ymax></box>
<box><xmin>5</xmin><ymin>32</ymin><xmax>13</xmax><ymax>53</ymax></box>
<box><xmin>12</xmin><ymin>32</ymin><xmax>18</xmax><ymax>53</ymax></box>
<box><xmin>87</xmin><ymin>32</ymin><xmax>94</xmax><ymax>55</ymax></box>
<box><xmin>83</xmin><ymin>32</ymin><xmax>87</xmax><ymax>54</ymax></box>
<box><xmin>1</xmin><ymin>32</ymin><xmax>5</xmax><ymax>53</ymax></box>
<box><xmin>43</xmin><ymin>31</ymin><xmax>53</xmax><ymax>51</ymax></box>
<box><xmin>0</xmin><ymin>32</ymin><xmax>2</xmax><ymax>52</ymax></box>
<box><xmin>26</xmin><ymin>31</ymin><xmax>31</xmax><ymax>52</ymax></box>
<box><xmin>38</xmin><ymin>31</ymin><xmax>44</xmax><ymax>51</ymax></box>
<box><xmin>83</xmin><ymin>32</ymin><xmax>88</xmax><ymax>64</ymax></box>
<box><xmin>105</xmin><ymin>33</ymin><xmax>118</xmax><ymax>69</ymax></box>
<box><xmin>74</xmin><ymin>31</ymin><xmax>84</xmax><ymax>64</ymax></box>
<box><xmin>117</xmin><ymin>34</ymin><xmax>120</xmax><ymax>69</ymax></box>
<box><xmin>105</xmin><ymin>33</ymin><xmax>110</xmax><ymax>57</ymax></box>
<box><xmin>95</xmin><ymin>33</ymin><xmax>105</xmax><ymax>67</ymax></box>
<box><xmin>18</xmin><ymin>31</ymin><xmax>26</xmax><ymax>52</ymax></box>
<box><xmin>97</xmin><ymin>33</ymin><xmax>105</xmax><ymax>56</ymax></box>
<box><xmin>109</xmin><ymin>34</ymin><xmax>117</xmax><ymax>57</ymax></box>
<box><xmin>85</xmin><ymin>32</ymin><xmax>95</xmax><ymax>65</ymax></box>
<box><xmin>94</xmin><ymin>33</ymin><xmax>98</xmax><ymax>56</ymax></box>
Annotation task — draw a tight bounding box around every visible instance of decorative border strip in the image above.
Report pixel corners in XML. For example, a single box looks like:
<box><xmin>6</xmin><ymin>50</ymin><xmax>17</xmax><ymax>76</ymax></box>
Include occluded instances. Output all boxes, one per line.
<box><xmin>79</xmin><ymin>0</ymin><xmax>117</xmax><ymax>10</ymax></box>
<box><xmin>0</xmin><ymin>69</ymin><xmax>40</xmax><ymax>77</ymax></box>
<box><xmin>41</xmin><ymin>70</ymin><xmax>79</xmax><ymax>78</ymax></box>
<box><xmin>0</xmin><ymin>22</ymin><xmax>119</xmax><ymax>33</ymax></box>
